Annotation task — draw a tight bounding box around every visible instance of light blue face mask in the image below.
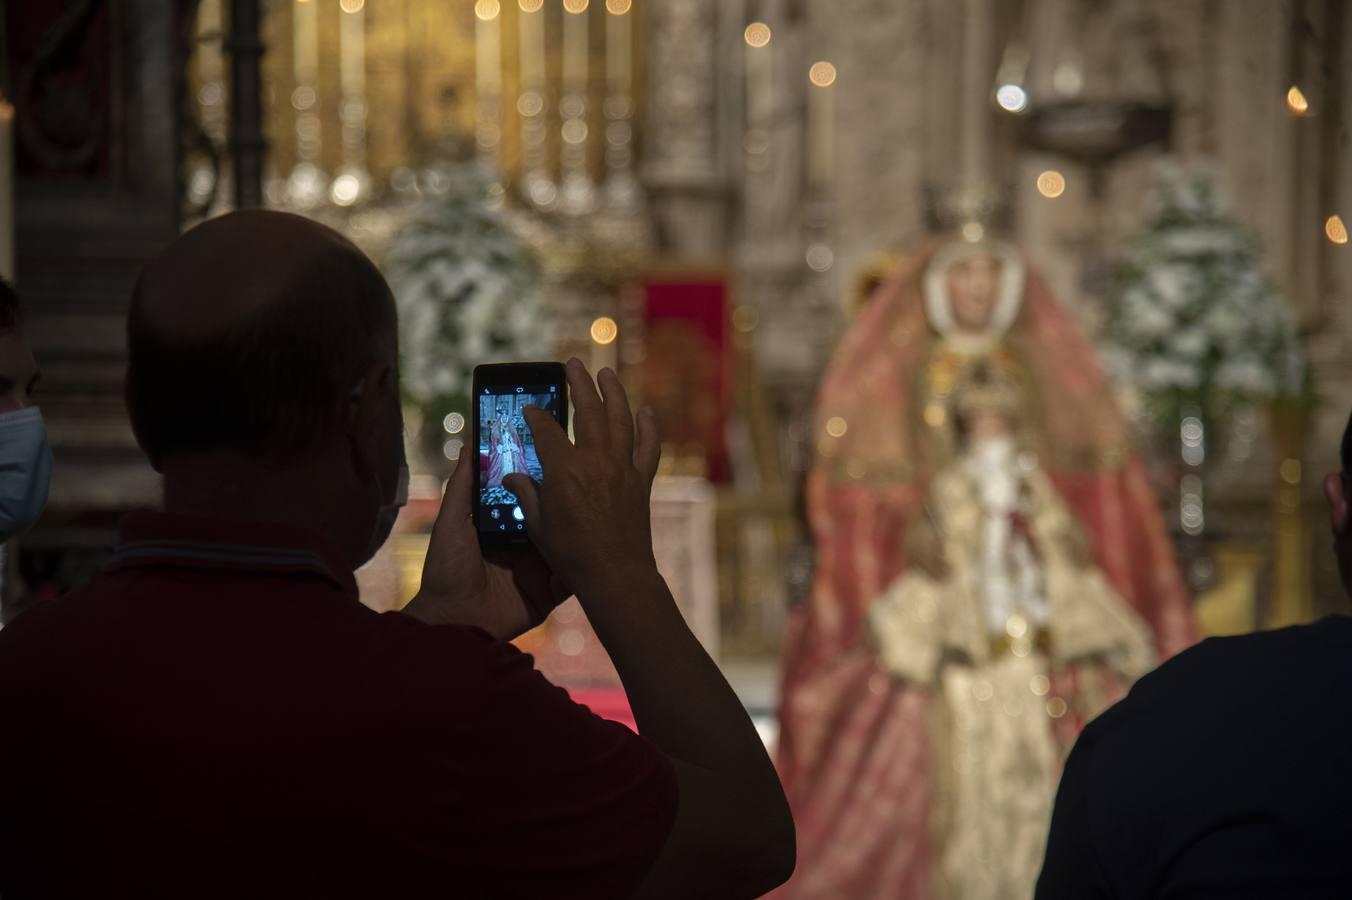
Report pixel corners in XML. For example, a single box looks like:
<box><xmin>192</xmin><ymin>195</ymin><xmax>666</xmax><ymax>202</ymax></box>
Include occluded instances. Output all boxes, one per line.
<box><xmin>0</xmin><ymin>407</ymin><xmax>53</xmax><ymax>541</ymax></box>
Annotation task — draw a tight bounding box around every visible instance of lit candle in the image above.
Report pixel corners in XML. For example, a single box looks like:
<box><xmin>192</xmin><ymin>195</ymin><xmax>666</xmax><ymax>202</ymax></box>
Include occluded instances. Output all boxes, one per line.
<box><xmin>475</xmin><ymin>1</ymin><xmax>503</xmax><ymax>169</ymax></box>
<box><xmin>294</xmin><ymin>0</ymin><xmax>318</xmax><ymax>95</ymax></box>
<box><xmin>807</xmin><ymin>62</ymin><xmax>836</xmax><ymax>189</ymax></box>
<box><xmin>590</xmin><ymin>316</ymin><xmax>619</xmax><ymax>375</ymax></box>
<box><xmin>744</xmin><ymin>23</ymin><xmax>772</xmax><ymax>135</ymax></box>
<box><xmin>602</xmin><ymin>0</ymin><xmax>635</xmax><ymax>206</ymax></box>
<box><xmin>606</xmin><ymin>0</ymin><xmax>631</xmax><ymax>96</ymax></box>
<box><xmin>339</xmin><ymin>1</ymin><xmax>366</xmax><ymax>100</ymax></box>
<box><xmin>563</xmin><ymin>1</ymin><xmax>588</xmax><ymax>93</ymax></box>
<box><xmin>519</xmin><ymin>0</ymin><xmax>545</xmax><ymax>95</ymax></box>
<box><xmin>517</xmin><ymin>0</ymin><xmax>555</xmax><ymax>207</ymax></box>
<box><xmin>333</xmin><ymin>0</ymin><xmax>369</xmax><ymax>206</ymax></box>
<box><xmin>475</xmin><ymin>1</ymin><xmax>502</xmax><ymax>96</ymax></box>
<box><xmin>0</xmin><ymin>96</ymin><xmax>13</xmax><ymax>282</ymax></box>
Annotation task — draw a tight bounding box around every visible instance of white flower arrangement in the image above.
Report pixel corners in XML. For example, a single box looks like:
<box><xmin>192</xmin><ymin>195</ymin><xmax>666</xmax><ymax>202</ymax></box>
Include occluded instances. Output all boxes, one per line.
<box><xmin>384</xmin><ymin>163</ymin><xmax>546</xmax><ymax>413</ymax></box>
<box><xmin>1104</xmin><ymin>161</ymin><xmax>1308</xmax><ymax>429</ymax></box>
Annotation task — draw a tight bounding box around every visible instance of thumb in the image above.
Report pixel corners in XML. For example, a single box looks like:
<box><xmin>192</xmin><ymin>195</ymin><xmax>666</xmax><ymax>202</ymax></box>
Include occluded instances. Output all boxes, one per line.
<box><xmin>502</xmin><ymin>473</ymin><xmax>541</xmax><ymax>526</ymax></box>
<box><xmin>442</xmin><ymin>446</ymin><xmax>475</xmax><ymax>520</ymax></box>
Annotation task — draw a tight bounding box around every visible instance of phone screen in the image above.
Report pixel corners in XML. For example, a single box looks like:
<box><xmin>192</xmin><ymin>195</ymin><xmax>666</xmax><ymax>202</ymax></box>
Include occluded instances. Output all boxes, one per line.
<box><xmin>475</xmin><ymin>380</ymin><xmax>562</xmax><ymax>537</ymax></box>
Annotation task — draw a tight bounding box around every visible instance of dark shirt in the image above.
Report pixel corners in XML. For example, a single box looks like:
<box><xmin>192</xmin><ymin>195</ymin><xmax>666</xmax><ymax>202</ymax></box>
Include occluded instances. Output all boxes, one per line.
<box><xmin>0</xmin><ymin>512</ymin><xmax>677</xmax><ymax>899</ymax></box>
<box><xmin>1036</xmin><ymin>614</ymin><xmax>1352</xmax><ymax>899</ymax></box>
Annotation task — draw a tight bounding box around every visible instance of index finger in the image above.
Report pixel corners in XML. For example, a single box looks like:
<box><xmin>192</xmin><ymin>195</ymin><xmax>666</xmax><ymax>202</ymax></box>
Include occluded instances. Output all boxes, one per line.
<box><xmin>566</xmin><ymin>358</ymin><xmax>607</xmax><ymax>450</ymax></box>
<box><xmin>521</xmin><ymin>405</ymin><xmax>571</xmax><ymax>471</ymax></box>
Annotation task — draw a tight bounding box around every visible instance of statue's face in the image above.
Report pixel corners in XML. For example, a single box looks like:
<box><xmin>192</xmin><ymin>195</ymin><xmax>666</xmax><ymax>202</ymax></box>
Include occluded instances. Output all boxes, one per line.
<box><xmin>945</xmin><ymin>253</ymin><xmax>1003</xmax><ymax>333</ymax></box>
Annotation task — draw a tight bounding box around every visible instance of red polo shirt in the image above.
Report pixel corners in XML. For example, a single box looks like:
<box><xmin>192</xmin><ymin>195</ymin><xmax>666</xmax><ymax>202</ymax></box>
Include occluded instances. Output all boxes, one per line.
<box><xmin>0</xmin><ymin>512</ymin><xmax>677</xmax><ymax>898</ymax></box>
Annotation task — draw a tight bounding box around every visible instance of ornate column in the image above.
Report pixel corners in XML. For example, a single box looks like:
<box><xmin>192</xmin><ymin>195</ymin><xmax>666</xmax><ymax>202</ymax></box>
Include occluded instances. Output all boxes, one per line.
<box><xmin>829</xmin><ymin>0</ymin><xmax>928</xmax><ymax>297</ymax></box>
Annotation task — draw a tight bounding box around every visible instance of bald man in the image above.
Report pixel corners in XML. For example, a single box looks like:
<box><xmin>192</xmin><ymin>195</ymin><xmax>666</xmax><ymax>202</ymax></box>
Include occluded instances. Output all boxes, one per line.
<box><xmin>0</xmin><ymin>212</ymin><xmax>793</xmax><ymax>899</ymax></box>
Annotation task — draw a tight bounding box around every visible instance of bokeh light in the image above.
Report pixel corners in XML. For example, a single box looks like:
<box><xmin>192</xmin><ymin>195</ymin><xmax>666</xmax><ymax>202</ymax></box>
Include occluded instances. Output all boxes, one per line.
<box><xmin>809</xmin><ymin>61</ymin><xmax>837</xmax><ymax>87</ymax></box>
<box><xmin>330</xmin><ymin>173</ymin><xmax>361</xmax><ymax>206</ymax></box>
<box><xmin>1036</xmin><ymin>170</ymin><xmax>1066</xmax><ymax>199</ymax></box>
<box><xmin>1326</xmin><ymin>214</ymin><xmax>1348</xmax><ymax>245</ymax></box>
<box><xmin>1286</xmin><ymin>85</ymin><xmax>1310</xmax><ymax>115</ymax></box>
<box><xmin>995</xmin><ymin>83</ymin><xmax>1028</xmax><ymax>113</ymax></box>
<box><xmin>590</xmin><ymin>316</ymin><xmax>619</xmax><ymax>345</ymax></box>
<box><xmin>744</xmin><ymin>22</ymin><xmax>772</xmax><ymax>48</ymax></box>
<box><xmin>805</xmin><ymin>243</ymin><xmax>834</xmax><ymax>272</ymax></box>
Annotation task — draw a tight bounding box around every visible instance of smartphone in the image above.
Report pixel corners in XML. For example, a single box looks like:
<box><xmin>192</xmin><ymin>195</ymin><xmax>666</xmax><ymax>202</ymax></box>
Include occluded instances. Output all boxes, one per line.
<box><xmin>472</xmin><ymin>362</ymin><xmax>568</xmax><ymax>546</ymax></box>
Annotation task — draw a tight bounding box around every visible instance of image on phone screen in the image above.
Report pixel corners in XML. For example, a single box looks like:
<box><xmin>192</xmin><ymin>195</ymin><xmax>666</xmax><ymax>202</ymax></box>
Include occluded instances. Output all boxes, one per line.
<box><xmin>477</xmin><ymin>383</ymin><xmax>560</xmax><ymax>535</ymax></box>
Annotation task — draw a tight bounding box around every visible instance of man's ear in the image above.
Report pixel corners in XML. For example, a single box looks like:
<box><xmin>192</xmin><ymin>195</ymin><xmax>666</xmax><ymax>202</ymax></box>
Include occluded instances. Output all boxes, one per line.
<box><xmin>344</xmin><ymin>361</ymin><xmax>392</xmax><ymax>481</ymax></box>
<box><xmin>1324</xmin><ymin>472</ymin><xmax>1348</xmax><ymax>535</ymax></box>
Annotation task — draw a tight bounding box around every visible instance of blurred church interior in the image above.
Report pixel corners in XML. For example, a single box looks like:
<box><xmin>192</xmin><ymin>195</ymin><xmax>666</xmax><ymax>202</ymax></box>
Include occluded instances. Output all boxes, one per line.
<box><xmin>2</xmin><ymin>0</ymin><xmax>1350</xmax><ymax>848</ymax></box>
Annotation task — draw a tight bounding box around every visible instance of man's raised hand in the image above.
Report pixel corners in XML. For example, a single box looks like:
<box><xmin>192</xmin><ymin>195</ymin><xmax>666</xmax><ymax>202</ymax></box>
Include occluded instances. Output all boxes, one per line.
<box><xmin>504</xmin><ymin>358</ymin><xmax>661</xmax><ymax>594</ymax></box>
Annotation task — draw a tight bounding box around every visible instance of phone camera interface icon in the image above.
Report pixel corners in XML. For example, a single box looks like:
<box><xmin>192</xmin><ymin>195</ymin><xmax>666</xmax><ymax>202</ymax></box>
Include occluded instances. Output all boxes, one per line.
<box><xmin>512</xmin><ymin>506</ymin><xmax>525</xmax><ymax>522</ymax></box>
<box><xmin>490</xmin><ymin>508</ymin><xmax>501</xmax><ymax>520</ymax></box>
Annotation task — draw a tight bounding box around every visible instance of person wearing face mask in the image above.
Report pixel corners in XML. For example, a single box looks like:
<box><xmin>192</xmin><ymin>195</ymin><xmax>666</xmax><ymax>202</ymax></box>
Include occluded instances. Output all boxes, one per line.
<box><xmin>0</xmin><ymin>278</ymin><xmax>51</xmax><ymax>625</ymax></box>
<box><xmin>0</xmin><ymin>211</ymin><xmax>793</xmax><ymax>899</ymax></box>
<box><xmin>0</xmin><ymin>278</ymin><xmax>50</xmax><ymax>536</ymax></box>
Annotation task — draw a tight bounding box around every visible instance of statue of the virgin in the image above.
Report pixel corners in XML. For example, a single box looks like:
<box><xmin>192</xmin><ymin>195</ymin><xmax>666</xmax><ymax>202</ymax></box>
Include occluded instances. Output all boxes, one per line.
<box><xmin>774</xmin><ymin>232</ymin><xmax>1196</xmax><ymax>900</ymax></box>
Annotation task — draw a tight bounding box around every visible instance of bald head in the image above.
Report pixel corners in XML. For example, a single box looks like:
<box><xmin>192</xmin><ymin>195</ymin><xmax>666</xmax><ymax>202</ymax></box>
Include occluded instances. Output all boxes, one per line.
<box><xmin>127</xmin><ymin>210</ymin><xmax>398</xmax><ymax>465</ymax></box>
<box><xmin>134</xmin><ymin>210</ymin><xmax>387</xmax><ymax>338</ymax></box>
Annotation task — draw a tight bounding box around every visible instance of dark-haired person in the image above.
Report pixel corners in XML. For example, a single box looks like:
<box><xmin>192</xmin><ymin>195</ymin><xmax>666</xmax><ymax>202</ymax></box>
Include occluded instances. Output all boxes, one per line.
<box><xmin>0</xmin><ymin>277</ymin><xmax>50</xmax><ymax>548</ymax></box>
<box><xmin>0</xmin><ymin>211</ymin><xmax>793</xmax><ymax>899</ymax></box>
<box><xmin>1036</xmin><ymin>410</ymin><xmax>1352</xmax><ymax>898</ymax></box>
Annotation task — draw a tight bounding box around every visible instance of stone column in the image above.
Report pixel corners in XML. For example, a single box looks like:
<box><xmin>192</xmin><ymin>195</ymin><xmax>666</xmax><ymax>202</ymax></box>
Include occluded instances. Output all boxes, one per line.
<box><xmin>642</xmin><ymin>0</ymin><xmax>734</xmax><ymax>259</ymax></box>
<box><xmin>829</xmin><ymin>0</ymin><xmax>928</xmax><ymax>303</ymax></box>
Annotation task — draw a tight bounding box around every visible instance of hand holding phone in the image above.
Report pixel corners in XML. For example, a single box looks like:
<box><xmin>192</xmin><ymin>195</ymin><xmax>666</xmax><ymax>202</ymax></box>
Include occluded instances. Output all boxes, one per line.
<box><xmin>472</xmin><ymin>362</ymin><xmax>569</xmax><ymax>548</ymax></box>
<box><xmin>401</xmin><ymin>361</ymin><xmax>571</xmax><ymax>639</ymax></box>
